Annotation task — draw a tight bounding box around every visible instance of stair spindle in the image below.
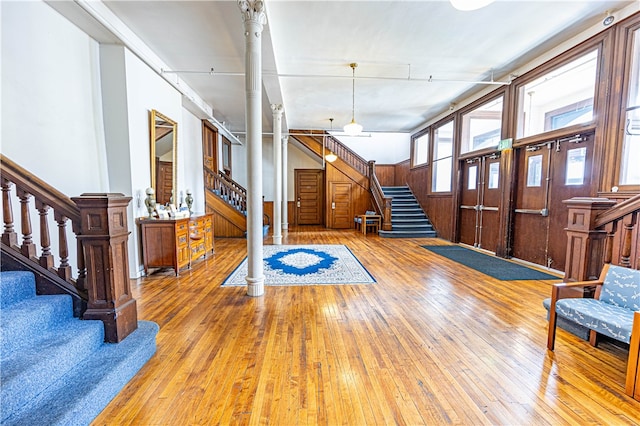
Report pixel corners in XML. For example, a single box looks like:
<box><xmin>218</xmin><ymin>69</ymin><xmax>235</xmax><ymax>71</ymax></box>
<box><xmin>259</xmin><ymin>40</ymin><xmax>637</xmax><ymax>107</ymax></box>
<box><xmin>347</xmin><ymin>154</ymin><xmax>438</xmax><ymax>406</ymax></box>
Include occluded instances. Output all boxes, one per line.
<box><xmin>621</xmin><ymin>213</ymin><xmax>637</xmax><ymax>268</ymax></box>
<box><xmin>36</xmin><ymin>200</ymin><xmax>54</xmax><ymax>269</ymax></box>
<box><xmin>1</xmin><ymin>178</ymin><xmax>18</xmax><ymax>246</ymax></box>
<box><xmin>76</xmin><ymin>238</ymin><xmax>87</xmax><ymax>292</ymax></box>
<box><xmin>18</xmin><ymin>189</ymin><xmax>37</xmax><ymax>258</ymax></box>
<box><xmin>55</xmin><ymin>212</ymin><xmax>72</xmax><ymax>280</ymax></box>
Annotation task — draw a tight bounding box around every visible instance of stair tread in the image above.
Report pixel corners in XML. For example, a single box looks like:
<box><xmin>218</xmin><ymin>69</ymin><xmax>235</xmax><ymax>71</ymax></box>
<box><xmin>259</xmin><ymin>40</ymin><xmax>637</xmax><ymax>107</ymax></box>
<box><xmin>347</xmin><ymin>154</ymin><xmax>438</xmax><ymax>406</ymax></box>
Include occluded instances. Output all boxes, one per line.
<box><xmin>1</xmin><ymin>319</ymin><xmax>105</xmax><ymax>420</ymax></box>
<box><xmin>1</xmin><ymin>295</ymin><xmax>74</xmax><ymax>353</ymax></box>
<box><xmin>3</xmin><ymin>321</ymin><xmax>159</xmax><ymax>426</ymax></box>
<box><xmin>0</xmin><ymin>271</ymin><xmax>36</xmax><ymax>308</ymax></box>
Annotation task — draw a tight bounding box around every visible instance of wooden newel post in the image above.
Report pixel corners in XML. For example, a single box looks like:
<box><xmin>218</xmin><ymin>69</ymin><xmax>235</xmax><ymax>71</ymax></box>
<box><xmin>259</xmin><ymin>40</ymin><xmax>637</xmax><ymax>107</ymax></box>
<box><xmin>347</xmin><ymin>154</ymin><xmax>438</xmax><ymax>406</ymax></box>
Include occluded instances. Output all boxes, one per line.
<box><xmin>563</xmin><ymin>197</ymin><xmax>616</xmax><ymax>282</ymax></box>
<box><xmin>71</xmin><ymin>193</ymin><xmax>137</xmax><ymax>343</ymax></box>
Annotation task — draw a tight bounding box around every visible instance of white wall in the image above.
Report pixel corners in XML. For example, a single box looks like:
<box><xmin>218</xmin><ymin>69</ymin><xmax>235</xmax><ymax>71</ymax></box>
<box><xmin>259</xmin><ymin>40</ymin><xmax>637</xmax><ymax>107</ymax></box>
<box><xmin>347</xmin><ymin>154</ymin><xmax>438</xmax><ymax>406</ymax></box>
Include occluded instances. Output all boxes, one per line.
<box><xmin>1</xmin><ymin>1</ymin><xmax>205</xmax><ymax>279</ymax></box>
<box><xmin>331</xmin><ymin>132</ymin><xmax>411</xmax><ymax>165</ymax></box>
<box><xmin>2</xmin><ymin>1</ymin><xmax>108</xmax><ymax>191</ymax></box>
<box><xmin>2</xmin><ymin>1</ymin><xmax>109</xmax><ymax>275</ymax></box>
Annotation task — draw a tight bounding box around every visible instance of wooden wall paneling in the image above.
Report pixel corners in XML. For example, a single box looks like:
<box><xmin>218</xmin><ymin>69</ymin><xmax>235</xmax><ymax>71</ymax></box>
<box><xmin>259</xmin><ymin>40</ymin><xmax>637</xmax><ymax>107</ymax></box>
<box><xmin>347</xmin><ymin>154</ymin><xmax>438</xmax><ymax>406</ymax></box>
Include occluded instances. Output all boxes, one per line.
<box><xmin>263</xmin><ymin>201</ymin><xmax>273</xmax><ymax>232</ymax></box>
<box><xmin>394</xmin><ymin>160</ymin><xmax>410</xmax><ymax>186</ymax></box>
<box><xmin>374</xmin><ymin>165</ymin><xmax>396</xmax><ymax>186</ymax></box>
<box><xmin>324</xmin><ymin>164</ymin><xmax>371</xmax><ymax>228</ymax></box>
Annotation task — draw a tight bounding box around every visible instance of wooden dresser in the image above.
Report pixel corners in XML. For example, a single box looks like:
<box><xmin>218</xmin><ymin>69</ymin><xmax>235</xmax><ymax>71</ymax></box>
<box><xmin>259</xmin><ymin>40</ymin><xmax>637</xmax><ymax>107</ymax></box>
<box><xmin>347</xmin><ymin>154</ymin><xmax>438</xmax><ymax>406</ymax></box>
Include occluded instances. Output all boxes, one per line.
<box><xmin>137</xmin><ymin>213</ymin><xmax>214</xmax><ymax>276</ymax></box>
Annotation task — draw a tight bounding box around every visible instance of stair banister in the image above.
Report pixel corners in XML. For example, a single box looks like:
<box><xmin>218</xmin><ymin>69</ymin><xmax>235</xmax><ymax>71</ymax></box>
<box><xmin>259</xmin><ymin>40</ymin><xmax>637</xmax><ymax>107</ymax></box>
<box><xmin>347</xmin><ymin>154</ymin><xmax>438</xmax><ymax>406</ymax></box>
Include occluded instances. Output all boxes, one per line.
<box><xmin>1</xmin><ymin>155</ymin><xmax>137</xmax><ymax>342</ymax></box>
<box><xmin>563</xmin><ymin>195</ymin><xmax>640</xmax><ymax>282</ymax></box>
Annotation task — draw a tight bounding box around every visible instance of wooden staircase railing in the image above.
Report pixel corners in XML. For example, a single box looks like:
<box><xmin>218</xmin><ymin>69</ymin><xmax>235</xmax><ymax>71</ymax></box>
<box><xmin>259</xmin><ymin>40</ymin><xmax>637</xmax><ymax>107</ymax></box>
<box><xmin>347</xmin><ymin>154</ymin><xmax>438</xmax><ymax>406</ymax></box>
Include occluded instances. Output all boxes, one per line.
<box><xmin>1</xmin><ymin>155</ymin><xmax>137</xmax><ymax>342</ymax></box>
<box><xmin>563</xmin><ymin>195</ymin><xmax>640</xmax><ymax>282</ymax></box>
<box><xmin>369</xmin><ymin>162</ymin><xmax>393</xmax><ymax>231</ymax></box>
<box><xmin>204</xmin><ymin>169</ymin><xmax>247</xmax><ymax>213</ymax></box>
<box><xmin>290</xmin><ymin>130</ymin><xmax>371</xmax><ymax>181</ymax></box>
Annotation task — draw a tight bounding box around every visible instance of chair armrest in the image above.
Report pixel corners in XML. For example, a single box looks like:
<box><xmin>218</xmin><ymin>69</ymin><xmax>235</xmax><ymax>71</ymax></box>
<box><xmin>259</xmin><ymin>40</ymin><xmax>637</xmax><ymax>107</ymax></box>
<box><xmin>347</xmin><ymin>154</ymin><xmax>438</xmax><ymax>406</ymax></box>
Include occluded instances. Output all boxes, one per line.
<box><xmin>551</xmin><ymin>281</ymin><xmax>601</xmax><ymax>301</ymax></box>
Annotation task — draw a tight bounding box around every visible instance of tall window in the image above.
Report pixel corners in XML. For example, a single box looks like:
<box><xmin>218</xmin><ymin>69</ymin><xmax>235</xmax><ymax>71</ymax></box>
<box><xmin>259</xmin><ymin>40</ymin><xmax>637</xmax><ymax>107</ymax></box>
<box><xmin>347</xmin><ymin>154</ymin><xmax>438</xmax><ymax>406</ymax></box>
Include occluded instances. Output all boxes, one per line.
<box><xmin>412</xmin><ymin>132</ymin><xmax>429</xmax><ymax>167</ymax></box>
<box><xmin>460</xmin><ymin>96</ymin><xmax>503</xmax><ymax>154</ymax></box>
<box><xmin>517</xmin><ymin>49</ymin><xmax>598</xmax><ymax>139</ymax></box>
<box><xmin>432</xmin><ymin>121</ymin><xmax>454</xmax><ymax>192</ymax></box>
<box><xmin>620</xmin><ymin>27</ymin><xmax>640</xmax><ymax>186</ymax></box>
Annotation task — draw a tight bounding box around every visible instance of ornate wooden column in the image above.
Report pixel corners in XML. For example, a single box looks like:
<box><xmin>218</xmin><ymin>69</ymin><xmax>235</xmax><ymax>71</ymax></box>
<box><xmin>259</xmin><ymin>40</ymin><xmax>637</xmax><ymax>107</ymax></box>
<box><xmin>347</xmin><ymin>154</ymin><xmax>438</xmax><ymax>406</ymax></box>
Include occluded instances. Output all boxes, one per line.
<box><xmin>239</xmin><ymin>0</ymin><xmax>266</xmax><ymax>297</ymax></box>
<box><xmin>563</xmin><ymin>197</ymin><xmax>616</xmax><ymax>282</ymax></box>
<box><xmin>71</xmin><ymin>193</ymin><xmax>137</xmax><ymax>342</ymax></box>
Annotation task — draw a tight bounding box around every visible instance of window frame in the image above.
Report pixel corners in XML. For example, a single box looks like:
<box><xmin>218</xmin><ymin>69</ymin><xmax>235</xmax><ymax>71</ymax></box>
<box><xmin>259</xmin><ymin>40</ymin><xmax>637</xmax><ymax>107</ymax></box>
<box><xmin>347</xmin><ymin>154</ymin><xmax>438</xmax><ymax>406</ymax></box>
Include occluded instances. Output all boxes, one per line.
<box><xmin>410</xmin><ymin>129</ymin><xmax>430</xmax><ymax>169</ymax></box>
<box><xmin>459</xmin><ymin>93</ymin><xmax>506</xmax><ymax>156</ymax></box>
<box><xmin>603</xmin><ymin>13</ymin><xmax>640</xmax><ymax>192</ymax></box>
<box><xmin>431</xmin><ymin>119</ymin><xmax>455</xmax><ymax>194</ymax></box>
<box><xmin>512</xmin><ymin>38</ymin><xmax>606</xmax><ymax>149</ymax></box>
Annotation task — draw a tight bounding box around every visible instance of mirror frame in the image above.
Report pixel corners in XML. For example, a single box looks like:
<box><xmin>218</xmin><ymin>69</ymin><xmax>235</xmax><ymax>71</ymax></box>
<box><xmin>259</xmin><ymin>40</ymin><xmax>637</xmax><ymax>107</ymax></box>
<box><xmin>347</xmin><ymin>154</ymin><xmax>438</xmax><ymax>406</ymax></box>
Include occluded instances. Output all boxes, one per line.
<box><xmin>150</xmin><ymin>109</ymin><xmax>178</xmax><ymax>205</ymax></box>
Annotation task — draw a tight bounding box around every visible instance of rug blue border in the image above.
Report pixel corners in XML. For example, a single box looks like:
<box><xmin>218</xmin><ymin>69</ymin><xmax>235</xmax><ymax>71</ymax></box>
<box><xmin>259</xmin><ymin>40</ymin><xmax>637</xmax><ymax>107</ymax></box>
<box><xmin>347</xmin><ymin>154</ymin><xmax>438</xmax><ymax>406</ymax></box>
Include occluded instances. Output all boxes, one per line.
<box><xmin>342</xmin><ymin>245</ymin><xmax>377</xmax><ymax>283</ymax></box>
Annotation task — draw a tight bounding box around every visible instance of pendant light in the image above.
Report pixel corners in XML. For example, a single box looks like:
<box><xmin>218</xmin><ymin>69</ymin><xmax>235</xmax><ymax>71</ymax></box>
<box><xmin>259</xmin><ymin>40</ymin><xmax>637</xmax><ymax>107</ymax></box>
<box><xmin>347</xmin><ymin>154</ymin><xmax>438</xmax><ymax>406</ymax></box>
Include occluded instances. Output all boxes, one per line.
<box><xmin>325</xmin><ymin>118</ymin><xmax>338</xmax><ymax>163</ymax></box>
<box><xmin>343</xmin><ymin>63</ymin><xmax>363</xmax><ymax>136</ymax></box>
<box><xmin>450</xmin><ymin>0</ymin><xmax>494</xmax><ymax>11</ymax></box>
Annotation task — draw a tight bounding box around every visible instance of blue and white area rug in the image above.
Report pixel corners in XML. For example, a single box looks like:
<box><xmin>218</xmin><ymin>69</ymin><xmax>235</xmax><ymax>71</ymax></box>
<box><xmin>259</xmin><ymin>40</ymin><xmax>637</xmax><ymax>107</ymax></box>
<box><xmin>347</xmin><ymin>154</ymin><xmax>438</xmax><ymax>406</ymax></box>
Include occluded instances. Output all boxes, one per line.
<box><xmin>222</xmin><ymin>245</ymin><xmax>376</xmax><ymax>286</ymax></box>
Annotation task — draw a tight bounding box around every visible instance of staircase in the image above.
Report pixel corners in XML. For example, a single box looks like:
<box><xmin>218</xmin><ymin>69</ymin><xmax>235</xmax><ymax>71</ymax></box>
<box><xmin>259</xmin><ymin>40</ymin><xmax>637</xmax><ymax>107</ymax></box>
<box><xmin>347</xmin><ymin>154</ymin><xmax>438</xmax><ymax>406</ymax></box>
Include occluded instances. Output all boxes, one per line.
<box><xmin>378</xmin><ymin>186</ymin><xmax>436</xmax><ymax>238</ymax></box>
<box><xmin>0</xmin><ymin>271</ymin><xmax>158</xmax><ymax>425</ymax></box>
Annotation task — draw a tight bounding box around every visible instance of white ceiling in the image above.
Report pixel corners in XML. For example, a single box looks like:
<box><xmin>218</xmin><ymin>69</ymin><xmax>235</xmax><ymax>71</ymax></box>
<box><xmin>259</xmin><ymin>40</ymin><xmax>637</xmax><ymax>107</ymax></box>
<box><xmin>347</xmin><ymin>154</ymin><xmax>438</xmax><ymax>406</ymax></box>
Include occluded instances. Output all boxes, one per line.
<box><xmin>96</xmin><ymin>0</ymin><xmax>635</xmax><ymax>137</ymax></box>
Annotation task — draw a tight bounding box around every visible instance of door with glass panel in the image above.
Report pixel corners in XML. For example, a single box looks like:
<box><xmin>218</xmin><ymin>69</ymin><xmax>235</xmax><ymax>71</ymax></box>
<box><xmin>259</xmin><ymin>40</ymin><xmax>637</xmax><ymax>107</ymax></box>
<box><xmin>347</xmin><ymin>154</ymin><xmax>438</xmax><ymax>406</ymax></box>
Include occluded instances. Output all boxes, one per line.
<box><xmin>512</xmin><ymin>134</ymin><xmax>594</xmax><ymax>271</ymax></box>
<box><xmin>459</xmin><ymin>154</ymin><xmax>501</xmax><ymax>251</ymax></box>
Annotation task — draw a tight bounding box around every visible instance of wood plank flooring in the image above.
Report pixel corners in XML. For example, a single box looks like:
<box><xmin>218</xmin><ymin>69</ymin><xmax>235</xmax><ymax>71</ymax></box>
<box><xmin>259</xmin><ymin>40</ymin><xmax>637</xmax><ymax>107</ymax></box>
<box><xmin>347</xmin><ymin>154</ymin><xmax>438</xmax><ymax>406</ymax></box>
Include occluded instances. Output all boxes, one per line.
<box><xmin>91</xmin><ymin>227</ymin><xmax>640</xmax><ymax>425</ymax></box>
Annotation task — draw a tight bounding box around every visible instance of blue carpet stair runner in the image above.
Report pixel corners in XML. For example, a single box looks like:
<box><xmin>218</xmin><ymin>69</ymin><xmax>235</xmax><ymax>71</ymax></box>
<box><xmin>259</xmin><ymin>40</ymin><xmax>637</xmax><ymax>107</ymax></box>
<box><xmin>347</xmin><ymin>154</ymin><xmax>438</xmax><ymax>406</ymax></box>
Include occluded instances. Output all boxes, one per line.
<box><xmin>378</xmin><ymin>186</ymin><xmax>437</xmax><ymax>238</ymax></box>
<box><xmin>1</xmin><ymin>271</ymin><xmax>159</xmax><ymax>426</ymax></box>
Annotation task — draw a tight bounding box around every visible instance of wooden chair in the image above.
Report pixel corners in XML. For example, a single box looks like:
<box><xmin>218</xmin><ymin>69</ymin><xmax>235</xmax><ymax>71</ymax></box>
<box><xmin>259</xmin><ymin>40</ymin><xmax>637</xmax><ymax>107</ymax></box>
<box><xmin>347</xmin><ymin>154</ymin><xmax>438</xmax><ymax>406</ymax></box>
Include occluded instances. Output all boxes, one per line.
<box><xmin>547</xmin><ymin>263</ymin><xmax>640</xmax><ymax>400</ymax></box>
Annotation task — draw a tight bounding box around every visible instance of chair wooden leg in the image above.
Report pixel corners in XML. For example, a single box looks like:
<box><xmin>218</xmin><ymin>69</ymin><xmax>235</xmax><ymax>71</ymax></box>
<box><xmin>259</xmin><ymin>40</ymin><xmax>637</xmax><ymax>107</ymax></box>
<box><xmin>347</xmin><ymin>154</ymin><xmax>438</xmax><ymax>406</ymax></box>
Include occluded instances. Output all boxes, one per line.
<box><xmin>547</xmin><ymin>288</ymin><xmax>559</xmax><ymax>351</ymax></box>
<box><xmin>625</xmin><ymin>311</ymin><xmax>640</xmax><ymax>400</ymax></box>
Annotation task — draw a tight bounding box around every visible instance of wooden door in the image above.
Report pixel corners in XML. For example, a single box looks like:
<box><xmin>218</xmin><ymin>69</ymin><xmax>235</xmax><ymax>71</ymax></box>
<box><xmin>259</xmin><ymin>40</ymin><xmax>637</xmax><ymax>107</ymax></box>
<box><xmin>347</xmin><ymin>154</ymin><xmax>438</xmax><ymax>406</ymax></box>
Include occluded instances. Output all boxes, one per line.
<box><xmin>295</xmin><ymin>169</ymin><xmax>323</xmax><ymax>225</ymax></box>
<box><xmin>459</xmin><ymin>158</ymin><xmax>481</xmax><ymax>247</ymax></box>
<box><xmin>459</xmin><ymin>154</ymin><xmax>501</xmax><ymax>251</ymax></box>
<box><xmin>156</xmin><ymin>159</ymin><xmax>173</xmax><ymax>205</ymax></box>
<box><xmin>329</xmin><ymin>182</ymin><xmax>352</xmax><ymax>229</ymax></box>
<box><xmin>512</xmin><ymin>134</ymin><xmax>594</xmax><ymax>271</ymax></box>
<box><xmin>202</xmin><ymin>121</ymin><xmax>217</xmax><ymax>172</ymax></box>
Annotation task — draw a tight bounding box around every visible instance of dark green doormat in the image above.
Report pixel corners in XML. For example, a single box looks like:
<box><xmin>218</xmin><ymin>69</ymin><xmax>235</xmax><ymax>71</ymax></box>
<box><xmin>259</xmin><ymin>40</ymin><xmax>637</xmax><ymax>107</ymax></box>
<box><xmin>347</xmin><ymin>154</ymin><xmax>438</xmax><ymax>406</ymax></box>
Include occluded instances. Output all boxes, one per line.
<box><xmin>421</xmin><ymin>245</ymin><xmax>560</xmax><ymax>281</ymax></box>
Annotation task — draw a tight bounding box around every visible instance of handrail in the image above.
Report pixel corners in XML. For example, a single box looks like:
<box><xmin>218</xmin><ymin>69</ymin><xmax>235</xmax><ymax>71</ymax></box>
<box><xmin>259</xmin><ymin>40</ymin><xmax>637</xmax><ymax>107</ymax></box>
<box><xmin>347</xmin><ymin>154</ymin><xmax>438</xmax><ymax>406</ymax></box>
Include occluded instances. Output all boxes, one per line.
<box><xmin>218</xmin><ymin>170</ymin><xmax>247</xmax><ymax>196</ymax></box>
<box><xmin>205</xmin><ymin>169</ymin><xmax>247</xmax><ymax>213</ymax></box>
<box><xmin>289</xmin><ymin>129</ymin><xmax>371</xmax><ymax>179</ymax></box>
<box><xmin>370</xmin><ymin>171</ymin><xmax>393</xmax><ymax>231</ymax></box>
<box><xmin>1</xmin><ymin>155</ymin><xmax>80</xmax><ymax>226</ymax></box>
<box><xmin>1</xmin><ymin>154</ymin><xmax>137</xmax><ymax>342</ymax></box>
<box><xmin>595</xmin><ymin>193</ymin><xmax>640</xmax><ymax>228</ymax></box>
<box><xmin>325</xmin><ymin>134</ymin><xmax>370</xmax><ymax>178</ymax></box>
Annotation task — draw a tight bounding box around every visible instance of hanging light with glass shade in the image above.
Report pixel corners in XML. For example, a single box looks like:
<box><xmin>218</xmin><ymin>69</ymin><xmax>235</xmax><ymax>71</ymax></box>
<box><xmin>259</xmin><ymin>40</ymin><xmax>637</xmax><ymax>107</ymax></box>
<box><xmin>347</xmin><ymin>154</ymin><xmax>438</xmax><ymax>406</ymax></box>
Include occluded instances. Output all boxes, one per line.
<box><xmin>325</xmin><ymin>118</ymin><xmax>338</xmax><ymax>163</ymax></box>
<box><xmin>343</xmin><ymin>63</ymin><xmax>363</xmax><ymax>136</ymax></box>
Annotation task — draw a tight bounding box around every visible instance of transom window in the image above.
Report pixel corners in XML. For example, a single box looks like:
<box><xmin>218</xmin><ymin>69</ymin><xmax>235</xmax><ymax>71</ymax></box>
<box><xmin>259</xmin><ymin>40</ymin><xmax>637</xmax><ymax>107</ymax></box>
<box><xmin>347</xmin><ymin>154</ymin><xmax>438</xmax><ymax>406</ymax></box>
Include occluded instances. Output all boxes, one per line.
<box><xmin>460</xmin><ymin>96</ymin><xmax>503</xmax><ymax>155</ymax></box>
<box><xmin>517</xmin><ymin>49</ymin><xmax>598</xmax><ymax>139</ymax></box>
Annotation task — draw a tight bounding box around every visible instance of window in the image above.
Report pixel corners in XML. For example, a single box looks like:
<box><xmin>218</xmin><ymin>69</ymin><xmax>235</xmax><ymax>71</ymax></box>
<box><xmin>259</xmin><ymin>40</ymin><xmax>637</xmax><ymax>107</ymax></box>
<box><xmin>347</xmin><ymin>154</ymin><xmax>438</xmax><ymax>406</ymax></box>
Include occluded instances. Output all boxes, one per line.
<box><xmin>488</xmin><ymin>162</ymin><xmax>500</xmax><ymax>189</ymax></box>
<box><xmin>432</xmin><ymin>121</ymin><xmax>454</xmax><ymax>192</ymax></box>
<box><xmin>460</xmin><ymin>96</ymin><xmax>504</xmax><ymax>154</ymax></box>
<box><xmin>527</xmin><ymin>155</ymin><xmax>543</xmax><ymax>187</ymax></box>
<box><xmin>620</xmin><ymin>27</ymin><xmax>640</xmax><ymax>186</ymax></box>
<box><xmin>517</xmin><ymin>50</ymin><xmax>598</xmax><ymax>139</ymax></box>
<box><xmin>412</xmin><ymin>132</ymin><xmax>429</xmax><ymax>167</ymax></box>
<box><xmin>566</xmin><ymin>147</ymin><xmax>586</xmax><ymax>186</ymax></box>
<box><xmin>468</xmin><ymin>166</ymin><xmax>477</xmax><ymax>190</ymax></box>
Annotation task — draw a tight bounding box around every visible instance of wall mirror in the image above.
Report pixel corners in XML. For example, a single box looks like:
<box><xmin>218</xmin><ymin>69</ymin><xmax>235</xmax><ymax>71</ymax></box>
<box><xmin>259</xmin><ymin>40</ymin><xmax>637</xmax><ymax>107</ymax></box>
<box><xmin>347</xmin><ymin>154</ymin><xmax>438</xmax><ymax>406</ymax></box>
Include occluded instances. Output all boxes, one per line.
<box><xmin>150</xmin><ymin>109</ymin><xmax>177</xmax><ymax>205</ymax></box>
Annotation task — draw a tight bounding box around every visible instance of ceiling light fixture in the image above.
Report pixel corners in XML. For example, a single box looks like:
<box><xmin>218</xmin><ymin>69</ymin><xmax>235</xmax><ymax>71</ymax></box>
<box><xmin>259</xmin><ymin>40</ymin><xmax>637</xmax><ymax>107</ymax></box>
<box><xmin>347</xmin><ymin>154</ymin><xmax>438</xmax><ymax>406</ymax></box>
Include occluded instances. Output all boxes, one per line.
<box><xmin>344</xmin><ymin>63</ymin><xmax>363</xmax><ymax>136</ymax></box>
<box><xmin>450</xmin><ymin>0</ymin><xmax>495</xmax><ymax>11</ymax></box>
<box><xmin>325</xmin><ymin>118</ymin><xmax>338</xmax><ymax>163</ymax></box>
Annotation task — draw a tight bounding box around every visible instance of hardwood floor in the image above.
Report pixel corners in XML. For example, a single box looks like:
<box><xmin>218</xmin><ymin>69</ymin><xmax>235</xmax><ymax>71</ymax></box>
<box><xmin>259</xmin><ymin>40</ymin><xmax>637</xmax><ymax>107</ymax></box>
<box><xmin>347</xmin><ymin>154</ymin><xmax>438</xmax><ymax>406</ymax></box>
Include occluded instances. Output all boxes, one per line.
<box><xmin>92</xmin><ymin>227</ymin><xmax>640</xmax><ymax>425</ymax></box>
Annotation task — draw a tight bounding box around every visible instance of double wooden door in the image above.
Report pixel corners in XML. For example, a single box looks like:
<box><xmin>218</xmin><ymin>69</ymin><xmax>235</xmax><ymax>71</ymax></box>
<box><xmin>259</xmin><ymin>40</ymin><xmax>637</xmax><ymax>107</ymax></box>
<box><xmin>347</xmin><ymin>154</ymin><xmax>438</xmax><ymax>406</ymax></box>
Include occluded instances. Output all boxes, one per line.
<box><xmin>512</xmin><ymin>133</ymin><xmax>595</xmax><ymax>271</ymax></box>
<box><xmin>459</xmin><ymin>154</ymin><xmax>501</xmax><ymax>252</ymax></box>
